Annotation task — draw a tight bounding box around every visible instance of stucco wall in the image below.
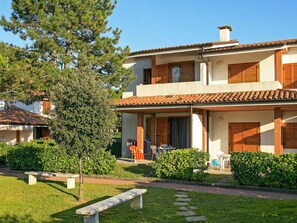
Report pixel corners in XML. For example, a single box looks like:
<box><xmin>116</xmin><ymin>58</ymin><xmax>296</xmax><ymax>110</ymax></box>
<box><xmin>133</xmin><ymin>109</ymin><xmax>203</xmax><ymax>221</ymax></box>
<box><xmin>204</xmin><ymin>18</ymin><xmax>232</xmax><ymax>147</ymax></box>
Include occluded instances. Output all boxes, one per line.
<box><xmin>0</xmin><ymin>130</ymin><xmax>33</xmax><ymax>145</ymax></box>
<box><xmin>124</xmin><ymin>57</ymin><xmax>151</xmax><ymax>95</ymax></box>
<box><xmin>156</xmin><ymin>53</ymin><xmax>199</xmax><ymax>65</ymax></box>
<box><xmin>210</xmin><ymin>51</ymin><xmax>275</xmax><ymax>85</ymax></box>
<box><xmin>209</xmin><ymin>111</ymin><xmax>275</xmax><ymax>158</ymax></box>
<box><xmin>192</xmin><ymin>114</ymin><xmax>202</xmax><ymax>150</ymax></box>
<box><xmin>283</xmin><ymin>47</ymin><xmax>297</xmax><ymax>64</ymax></box>
<box><xmin>121</xmin><ymin>113</ymin><xmax>137</xmax><ymax>157</ymax></box>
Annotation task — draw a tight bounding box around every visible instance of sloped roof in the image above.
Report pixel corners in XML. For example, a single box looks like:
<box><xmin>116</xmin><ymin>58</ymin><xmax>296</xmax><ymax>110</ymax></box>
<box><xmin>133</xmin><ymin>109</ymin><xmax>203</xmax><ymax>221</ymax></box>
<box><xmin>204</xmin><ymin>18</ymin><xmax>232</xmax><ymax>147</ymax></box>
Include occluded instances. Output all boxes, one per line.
<box><xmin>129</xmin><ymin>38</ymin><xmax>297</xmax><ymax>57</ymax></box>
<box><xmin>203</xmin><ymin>38</ymin><xmax>297</xmax><ymax>54</ymax></box>
<box><xmin>0</xmin><ymin>106</ymin><xmax>47</xmax><ymax>125</ymax></box>
<box><xmin>129</xmin><ymin>40</ymin><xmax>238</xmax><ymax>56</ymax></box>
<box><xmin>115</xmin><ymin>89</ymin><xmax>297</xmax><ymax>107</ymax></box>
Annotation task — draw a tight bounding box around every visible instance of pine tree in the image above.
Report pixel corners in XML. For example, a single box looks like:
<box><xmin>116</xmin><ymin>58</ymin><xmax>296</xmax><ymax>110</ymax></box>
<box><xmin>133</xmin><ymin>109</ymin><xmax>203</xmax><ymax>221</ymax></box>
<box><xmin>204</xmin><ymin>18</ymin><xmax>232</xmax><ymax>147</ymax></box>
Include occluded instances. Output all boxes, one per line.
<box><xmin>0</xmin><ymin>0</ymin><xmax>134</xmax><ymax>95</ymax></box>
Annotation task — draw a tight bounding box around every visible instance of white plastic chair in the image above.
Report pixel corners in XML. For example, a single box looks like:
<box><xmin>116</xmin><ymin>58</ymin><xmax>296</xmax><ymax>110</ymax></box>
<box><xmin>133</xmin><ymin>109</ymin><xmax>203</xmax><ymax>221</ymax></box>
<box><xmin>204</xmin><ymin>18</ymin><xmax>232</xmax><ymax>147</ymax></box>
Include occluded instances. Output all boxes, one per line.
<box><xmin>150</xmin><ymin>145</ymin><xmax>158</xmax><ymax>160</ymax></box>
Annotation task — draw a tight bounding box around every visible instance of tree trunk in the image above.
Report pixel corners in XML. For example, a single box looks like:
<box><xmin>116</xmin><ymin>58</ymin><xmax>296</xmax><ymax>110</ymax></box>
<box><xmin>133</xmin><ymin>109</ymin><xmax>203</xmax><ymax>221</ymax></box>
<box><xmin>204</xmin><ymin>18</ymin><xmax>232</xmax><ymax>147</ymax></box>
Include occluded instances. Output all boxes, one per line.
<box><xmin>78</xmin><ymin>157</ymin><xmax>84</xmax><ymax>202</ymax></box>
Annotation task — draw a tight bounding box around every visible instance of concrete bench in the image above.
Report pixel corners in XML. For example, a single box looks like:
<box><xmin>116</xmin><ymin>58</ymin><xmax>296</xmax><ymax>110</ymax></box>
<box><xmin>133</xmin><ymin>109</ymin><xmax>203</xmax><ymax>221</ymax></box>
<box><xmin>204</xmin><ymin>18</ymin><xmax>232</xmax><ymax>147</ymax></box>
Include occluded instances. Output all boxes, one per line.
<box><xmin>76</xmin><ymin>188</ymin><xmax>147</xmax><ymax>223</ymax></box>
<box><xmin>24</xmin><ymin>171</ymin><xmax>79</xmax><ymax>189</ymax></box>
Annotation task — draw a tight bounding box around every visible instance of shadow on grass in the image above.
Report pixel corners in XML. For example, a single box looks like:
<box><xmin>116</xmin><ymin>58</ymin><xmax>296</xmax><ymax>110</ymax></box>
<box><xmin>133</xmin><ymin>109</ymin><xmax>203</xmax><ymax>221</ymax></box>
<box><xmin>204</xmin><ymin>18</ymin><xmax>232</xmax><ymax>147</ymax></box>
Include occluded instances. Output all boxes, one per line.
<box><xmin>123</xmin><ymin>164</ymin><xmax>156</xmax><ymax>177</ymax></box>
<box><xmin>47</xmin><ymin>181</ymin><xmax>79</xmax><ymax>200</ymax></box>
<box><xmin>0</xmin><ymin>214</ymin><xmax>38</xmax><ymax>223</ymax></box>
<box><xmin>52</xmin><ymin>188</ymin><xmax>132</xmax><ymax>223</ymax></box>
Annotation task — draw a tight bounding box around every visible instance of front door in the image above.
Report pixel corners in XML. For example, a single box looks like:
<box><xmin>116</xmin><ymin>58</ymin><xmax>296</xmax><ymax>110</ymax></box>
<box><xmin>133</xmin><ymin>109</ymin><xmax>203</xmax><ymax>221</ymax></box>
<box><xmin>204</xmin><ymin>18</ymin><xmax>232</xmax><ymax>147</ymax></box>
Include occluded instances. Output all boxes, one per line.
<box><xmin>229</xmin><ymin>123</ymin><xmax>260</xmax><ymax>152</ymax></box>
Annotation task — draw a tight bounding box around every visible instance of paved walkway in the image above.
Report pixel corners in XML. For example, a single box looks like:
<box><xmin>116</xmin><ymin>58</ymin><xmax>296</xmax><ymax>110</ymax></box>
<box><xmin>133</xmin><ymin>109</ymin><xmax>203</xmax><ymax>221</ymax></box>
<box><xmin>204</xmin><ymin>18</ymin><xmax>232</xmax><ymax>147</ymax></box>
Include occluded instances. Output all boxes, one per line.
<box><xmin>1</xmin><ymin>167</ymin><xmax>297</xmax><ymax>200</ymax></box>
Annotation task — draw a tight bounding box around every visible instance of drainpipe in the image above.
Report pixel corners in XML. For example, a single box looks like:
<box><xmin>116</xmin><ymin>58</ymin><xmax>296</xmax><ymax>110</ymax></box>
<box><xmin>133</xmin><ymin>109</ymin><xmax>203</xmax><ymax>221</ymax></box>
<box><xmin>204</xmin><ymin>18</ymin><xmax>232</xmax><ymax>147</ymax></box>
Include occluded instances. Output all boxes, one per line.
<box><xmin>198</xmin><ymin>48</ymin><xmax>209</xmax><ymax>85</ymax></box>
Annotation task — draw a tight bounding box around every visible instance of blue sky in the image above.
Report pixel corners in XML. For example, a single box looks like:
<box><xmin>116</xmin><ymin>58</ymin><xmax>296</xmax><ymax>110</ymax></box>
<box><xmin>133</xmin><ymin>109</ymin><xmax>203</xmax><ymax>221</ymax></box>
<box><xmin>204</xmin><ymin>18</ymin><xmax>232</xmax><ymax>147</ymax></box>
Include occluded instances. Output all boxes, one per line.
<box><xmin>0</xmin><ymin>0</ymin><xmax>297</xmax><ymax>52</ymax></box>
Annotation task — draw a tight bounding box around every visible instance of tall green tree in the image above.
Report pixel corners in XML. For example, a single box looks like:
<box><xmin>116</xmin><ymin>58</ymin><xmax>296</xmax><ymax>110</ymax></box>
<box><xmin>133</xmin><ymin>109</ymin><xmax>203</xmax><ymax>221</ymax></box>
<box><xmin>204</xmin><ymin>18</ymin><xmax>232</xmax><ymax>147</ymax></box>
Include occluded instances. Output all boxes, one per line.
<box><xmin>50</xmin><ymin>69</ymin><xmax>117</xmax><ymax>202</ymax></box>
<box><xmin>1</xmin><ymin>0</ymin><xmax>134</xmax><ymax>95</ymax></box>
<box><xmin>0</xmin><ymin>42</ymin><xmax>58</xmax><ymax>101</ymax></box>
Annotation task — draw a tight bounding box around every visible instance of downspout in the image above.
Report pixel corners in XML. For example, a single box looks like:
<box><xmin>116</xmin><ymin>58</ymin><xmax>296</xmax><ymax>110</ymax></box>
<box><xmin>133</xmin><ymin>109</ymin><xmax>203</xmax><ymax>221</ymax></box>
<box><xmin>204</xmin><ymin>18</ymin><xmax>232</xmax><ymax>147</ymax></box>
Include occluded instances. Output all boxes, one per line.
<box><xmin>189</xmin><ymin>105</ymin><xmax>193</xmax><ymax>148</ymax></box>
<box><xmin>206</xmin><ymin>111</ymin><xmax>209</xmax><ymax>153</ymax></box>
<box><xmin>198</xmin><ymin>47</ymin><xmax>209</xmax><ymax>85</ymax></box>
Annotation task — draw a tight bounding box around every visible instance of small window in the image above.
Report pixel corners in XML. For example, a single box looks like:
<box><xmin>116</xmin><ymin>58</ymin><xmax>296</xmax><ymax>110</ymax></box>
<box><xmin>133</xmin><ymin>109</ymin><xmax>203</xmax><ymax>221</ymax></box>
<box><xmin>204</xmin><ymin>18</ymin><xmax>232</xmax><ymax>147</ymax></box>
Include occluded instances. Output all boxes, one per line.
<box><xmin>171</xmin><ymin>65</ymin><xmax>181</xmax><ymax>82</ymax></box>
<box><xmin>143</xmin><ymin>68</ymin><xmax>151</xmax><ymax>85</ymax></box>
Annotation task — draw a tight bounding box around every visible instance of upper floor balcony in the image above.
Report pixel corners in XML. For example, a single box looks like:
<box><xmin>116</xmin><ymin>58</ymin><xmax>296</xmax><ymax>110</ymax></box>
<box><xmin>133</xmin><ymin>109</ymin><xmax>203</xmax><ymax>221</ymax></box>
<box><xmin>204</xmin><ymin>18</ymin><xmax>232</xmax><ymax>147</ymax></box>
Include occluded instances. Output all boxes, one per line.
<box><xmin>135</xmin><ymin>80</ymin><xmax>282</xmax><ymax>97</ymax></box>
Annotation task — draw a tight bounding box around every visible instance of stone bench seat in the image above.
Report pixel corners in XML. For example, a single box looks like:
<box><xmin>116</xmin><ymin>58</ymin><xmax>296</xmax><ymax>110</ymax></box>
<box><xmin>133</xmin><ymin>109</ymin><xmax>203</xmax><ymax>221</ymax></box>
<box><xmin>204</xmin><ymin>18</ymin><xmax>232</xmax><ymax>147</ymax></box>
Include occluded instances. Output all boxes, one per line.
<box><xmin>24</xmin><ymin>171</ymin><xmax>79</xmax><ymax>189</ymax></box>
<box><xmin>76</xmin><ymin>188</ymin><xmax>147</xmax><ymax>223</ymax></box>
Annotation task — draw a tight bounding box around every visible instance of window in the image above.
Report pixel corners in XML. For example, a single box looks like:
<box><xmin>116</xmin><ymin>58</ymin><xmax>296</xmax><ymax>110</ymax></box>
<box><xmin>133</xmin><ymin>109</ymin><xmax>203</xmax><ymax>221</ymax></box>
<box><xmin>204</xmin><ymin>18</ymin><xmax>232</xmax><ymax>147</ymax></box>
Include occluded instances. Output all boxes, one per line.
<box><xmin>169</xmin><ymin>61</ymin><xmax>194</xmax><ymax>83</ymax></box>
<box><xmin>228</xmin><ymin>62</ymin><xmax>259</xmax><ymax>83</ymax></box>
<box><xmin>283</xmin><ymin>123</ymin><xmax>297</xmax><ymax>148</ymax></box>
<box><xmin>171</xmin><ymin>65</ymin><xmax>181</xmax><ymax>82</ymax></box>
<box><xmin>143</xmin><ymin>68</ymin><xmax>152</xmax><ymax>85</ymax></box>
<box><xmin>283</xmin><ymin>63</ymin><xmax>297</xmax><ymax>88</ymax></box>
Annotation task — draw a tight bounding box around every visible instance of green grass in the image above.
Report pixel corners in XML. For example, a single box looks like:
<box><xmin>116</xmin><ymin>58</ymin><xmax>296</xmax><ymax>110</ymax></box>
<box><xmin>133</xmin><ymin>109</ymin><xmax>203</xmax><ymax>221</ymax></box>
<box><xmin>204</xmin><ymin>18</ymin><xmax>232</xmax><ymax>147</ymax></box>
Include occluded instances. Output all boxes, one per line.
<box><xmin>108</xmin><ymin>163</ymin><xmax>157</xmax><ymax>179</ymax></box>
<box><xmin>0</xmin><ymin>176</ymin><xmax>297</xmax><ymax>223</ymax></box>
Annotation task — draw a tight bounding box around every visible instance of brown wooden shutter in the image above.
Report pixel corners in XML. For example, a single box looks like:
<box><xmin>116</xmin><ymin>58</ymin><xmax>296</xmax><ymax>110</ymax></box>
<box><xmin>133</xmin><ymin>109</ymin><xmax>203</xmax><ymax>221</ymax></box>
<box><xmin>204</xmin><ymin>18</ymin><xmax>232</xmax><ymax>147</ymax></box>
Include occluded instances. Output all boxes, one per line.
<box><xmin>229</xmin><ymin>64</ymin><xmax>243</xmax><ymax>83</ymax></box>
<box><xmin>283</xmin><ymin>63</ymin><xmax>297</xmax><ymax>88</ymax></box>
<box><xmin>244</xmin><ymin>63</ymin><xmax>259</xmax><ymax>82</ymax></box>
<box><xmin>293</xmin><ymin>64</ymin><xmax>297</xmax><ymax>88</ymax></box>
<box><xmin>42</xmin><ymin>100</ymin><xmax>51</xmax><ymax>114</ymax></box>
<box><xmin>156</xmin><ymin>117</ymin><xmax>168</xmax><ymax>146</ymax></box>
<box><xmin>228</xmin><ymin>62</ymin><xmax>259</xmax><ymax>83</ymax></box>
<box><xmin>283</xmin><ymin>64</ymin><xmax>292</xmax><ymax>88</ymax></box>
<box><xmin>283</xmin><ymin>123</ymin><xmax>297</xmax><ymax>148</ymax></box>
<box><xmin>181</xmin><ymin>61</ymin><xmax>195</xmax><ymax>82</ymax></box>
<box><xmin>229</xmin><ymin>123</ymin><xmax>260</xmax><ymax>153</ymax></box>
<box><xmin>155</xmin><ymin>64</ymin><xmax>168</xmax><ymax>83</ymax></box>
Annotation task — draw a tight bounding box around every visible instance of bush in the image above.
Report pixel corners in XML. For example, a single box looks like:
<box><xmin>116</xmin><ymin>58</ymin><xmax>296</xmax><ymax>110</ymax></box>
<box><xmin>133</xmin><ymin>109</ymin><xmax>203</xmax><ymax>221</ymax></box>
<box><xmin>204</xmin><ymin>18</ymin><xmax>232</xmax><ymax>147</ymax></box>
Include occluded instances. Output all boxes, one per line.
<box><xmin>152</xmin><ymin>148</ymin><xmax>209</xmax><ymax>181</ymax></box>
<box><xmin>231</xmin><ymin>152</ymin><xmax>297</xmax><ymax>189</ymax></box>
<box><xmin>0</xmin><ymin>142</ymin><xmax>12</xmax><ymax>165</ymax></box>
<box><xmin>7</xmin><ymin>140</ymin><xmax>116</xmax><ymax>174</ymax></box>
<box><xmin>106</xmin><ymin>137</ymin><xmax>122</xmax><ymax>158</ymax></box>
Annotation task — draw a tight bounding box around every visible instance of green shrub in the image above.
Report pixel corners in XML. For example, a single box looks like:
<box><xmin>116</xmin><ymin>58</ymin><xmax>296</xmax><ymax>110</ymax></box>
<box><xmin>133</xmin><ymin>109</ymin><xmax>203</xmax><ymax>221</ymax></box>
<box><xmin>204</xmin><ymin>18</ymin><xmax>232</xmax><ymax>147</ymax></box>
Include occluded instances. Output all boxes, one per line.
<box><xmin>106</xmin><ymin>137</ymin><xmax>122</xmax><ymax>158</ymax></box>
<box><xmin>152</xmin><ymin>148</ymin><xmax>209</xmax><ymax>181</ymax></box>
<box><xmin>0</xmin><ymin>142</ymin><xmax>12</xmax><ymax>165</ymax></box>
<box><xmin>231</xmin><ymin>152</ymin><xmax>297</xmax><ymax>189</ymax></box>
<box><xmin>7</xmin><ymin>140</ymin><xmax>116</xmax><ymax>174</ymax></box>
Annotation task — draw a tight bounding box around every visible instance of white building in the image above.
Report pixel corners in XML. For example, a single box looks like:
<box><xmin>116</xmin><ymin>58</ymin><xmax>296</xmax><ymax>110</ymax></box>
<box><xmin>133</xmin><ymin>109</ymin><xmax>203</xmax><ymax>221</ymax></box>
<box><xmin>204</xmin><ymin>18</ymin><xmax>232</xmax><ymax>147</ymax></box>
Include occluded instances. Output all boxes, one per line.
<box><xmin>0</xmin><ymin>100</ymin><xmax>50</xmax><ymax>145</ymax></box>
<box><xmin>115</xmin><ymin>26</ymin><xmax>297</xmax><ymax>158</ymax></box>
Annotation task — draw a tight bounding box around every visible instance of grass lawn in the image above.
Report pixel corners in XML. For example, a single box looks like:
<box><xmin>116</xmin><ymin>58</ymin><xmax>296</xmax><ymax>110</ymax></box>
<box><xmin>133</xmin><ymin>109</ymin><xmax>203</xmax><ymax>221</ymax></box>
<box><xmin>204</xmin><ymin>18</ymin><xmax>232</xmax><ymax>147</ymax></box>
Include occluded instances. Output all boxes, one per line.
<box><xmin>0</xmin><ymin>176</ymin><xmax>297</xmax><ymax>223</ymax></box>
<box><xmin>104</xmin><ymin>162</ymin><xmax>227</xmax><ymax>184</ymax></box>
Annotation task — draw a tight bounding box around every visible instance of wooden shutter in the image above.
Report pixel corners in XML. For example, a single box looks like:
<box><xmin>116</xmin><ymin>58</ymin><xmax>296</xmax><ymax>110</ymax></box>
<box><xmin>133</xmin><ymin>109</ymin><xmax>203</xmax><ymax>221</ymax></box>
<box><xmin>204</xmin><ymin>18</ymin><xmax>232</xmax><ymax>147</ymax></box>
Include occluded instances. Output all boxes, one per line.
<box><xmin>283</xmin><ymin>123</ymin><xmax>297</xmax><ymax>148</ymax></box>
<box><xmin>155</xmin><ymin>64</ymin><xmax>168</xmax><ymax>83</ymax></box>
<box><xmin>283</xmin><ymin>63</ymin><xmax>297</xmax><ymax>88</ymax></box>
<box><xmin>244</xmin><ymin>124</ymin><xmax>260</xmax><ymax>152</ymax></box>
<box><xmin>229</xmin><ymin>123</ymin><xmax>260</xmax><ymax>153</ymax></box>
<box><xmin>42</xmin><ymin>100</ymin><xmax>51</xmax><ymax>114</ymax></box>
<box><xmin>228</xmin><ymin>62</ymin><xmax>259</xmax><ymax>83</ymax></box>
<box><xmin>156</xmin><ymin>117</ymin><xmax>168</xmax><ymax>146</ymax></box>
<box><xmin>181</xmin><ymin>61</ymin><xmax>195</xmax><ymax>82</ymax></box>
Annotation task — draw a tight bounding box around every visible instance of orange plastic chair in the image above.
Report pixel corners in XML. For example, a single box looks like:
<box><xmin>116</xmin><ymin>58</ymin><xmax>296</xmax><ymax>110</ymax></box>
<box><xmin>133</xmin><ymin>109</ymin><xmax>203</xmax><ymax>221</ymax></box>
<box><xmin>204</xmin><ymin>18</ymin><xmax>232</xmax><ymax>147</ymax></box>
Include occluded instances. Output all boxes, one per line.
<box><xmin>129</xmin><ymin>145</ymin><xmax>137</xmax><ymax>159</ymax></box>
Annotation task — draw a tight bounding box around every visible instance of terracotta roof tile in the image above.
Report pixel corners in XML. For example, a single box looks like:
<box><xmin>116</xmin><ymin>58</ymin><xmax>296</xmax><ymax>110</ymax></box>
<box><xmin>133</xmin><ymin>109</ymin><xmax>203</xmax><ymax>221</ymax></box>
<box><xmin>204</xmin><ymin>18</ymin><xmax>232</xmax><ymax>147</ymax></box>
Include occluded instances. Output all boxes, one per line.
<box><xmin>129</xmin><ymin>40</ymin><xmax>238</xmax><ymax>56</ymax></box>
<box><xmin>203</xmin><ymin>38</ymin><xmax>297</xmax><ymax>54</ymax></box>
<box><xmin>129</xmin><ymin>38</ymin><xmax>297</xmax><ymax>57</ymax></box>
<box><xmin>0</xmin><ymin>106</ymin><xmax>47</xmax><ymax>125</ymax></box>
<box><xmin>114</xmin><ymin>89</ymin><xmax>297</xmax><ymax>107</ymax></box>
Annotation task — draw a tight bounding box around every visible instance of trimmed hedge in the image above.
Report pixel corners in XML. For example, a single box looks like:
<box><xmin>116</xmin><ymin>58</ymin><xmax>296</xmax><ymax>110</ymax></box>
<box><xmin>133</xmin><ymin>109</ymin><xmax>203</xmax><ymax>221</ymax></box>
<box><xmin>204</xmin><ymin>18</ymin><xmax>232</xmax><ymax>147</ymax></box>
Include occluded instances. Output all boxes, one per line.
<box><xmin>231</xmin><ymin>152</ymin><xmax>297</xmax><ymax>189</ymax></box>
<box><xmin>152</xmin><ymin>148</ymin><xmax>209</xmax><ymax>181</ymax></box>
<box><xmin>7</xmin><ymin>140</ymin><xmax>116</xmax><ymax>174</ymax></box>
<box><xmin>0</xmin><ymin>142</ymin><xmax>11</xmax><ymax>165</ymax></box>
